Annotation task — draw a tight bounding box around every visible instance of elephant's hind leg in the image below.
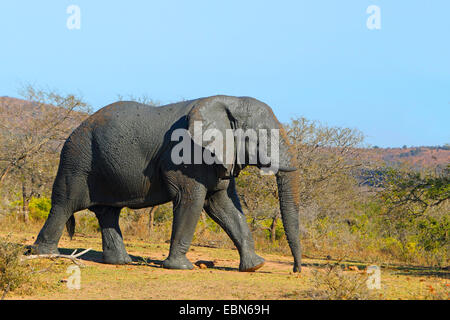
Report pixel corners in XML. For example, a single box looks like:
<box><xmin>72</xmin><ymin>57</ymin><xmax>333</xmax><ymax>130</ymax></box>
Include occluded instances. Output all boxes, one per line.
<box><xmin>204</xmin><ymin>181</ymin><xmax>265</xmax><ymax>272</ymax></box>
<box><xmin>34</xmin><ymin>174</ymin><xmax>89</xmax><ymax>254</ymax></box>
<box><xmin>34</xmin><ymin>203</ymin><xmax>75</xmax><ymax>254</ymax></box>
<box><xmin>93</xmin><ymin>206</ymin><xmax>132</xmax><ymax>265</ymax></box>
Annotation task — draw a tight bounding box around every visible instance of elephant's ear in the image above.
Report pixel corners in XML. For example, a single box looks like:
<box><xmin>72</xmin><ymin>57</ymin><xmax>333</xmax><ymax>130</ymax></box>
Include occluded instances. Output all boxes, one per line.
<box><xmin>187</xmin><ymin>100</ymin><xmax>235</xmax><ymax>177</ymax></box>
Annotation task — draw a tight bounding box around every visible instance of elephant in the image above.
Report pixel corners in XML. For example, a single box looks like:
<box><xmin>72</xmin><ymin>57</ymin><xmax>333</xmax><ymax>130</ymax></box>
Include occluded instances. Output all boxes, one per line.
<box><xmin>33</xmin><ymin>95</ymin><xmax>302</xmax><ymax>272</ymax></box>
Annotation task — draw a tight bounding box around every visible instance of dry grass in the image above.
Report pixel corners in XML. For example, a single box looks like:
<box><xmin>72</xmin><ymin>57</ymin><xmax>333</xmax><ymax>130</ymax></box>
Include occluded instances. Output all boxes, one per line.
<box><xmin>0</xmin><ymin>221</ymin><xmax>448</xmax><ymax>300</ymax></box>
<box><xmin>0</xmin><ymin>235</ymin><xmax>30</xmax><ymax>299</ymax></box>
<box><xmin>305</xmin><ymin>263</ymin><xmax>374</xmax><ymax>300</ymax></box>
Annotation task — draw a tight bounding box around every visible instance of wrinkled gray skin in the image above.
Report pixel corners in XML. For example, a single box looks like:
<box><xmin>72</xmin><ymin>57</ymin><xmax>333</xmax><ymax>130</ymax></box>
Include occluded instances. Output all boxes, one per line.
<box><xmin>34</xmin><ymin>95</ymin><xmax>301</xmax><ymax>272</ymax></box>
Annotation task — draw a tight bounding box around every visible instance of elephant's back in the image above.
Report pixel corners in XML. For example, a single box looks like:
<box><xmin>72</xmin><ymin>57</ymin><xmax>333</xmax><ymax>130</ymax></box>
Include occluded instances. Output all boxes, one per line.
<box><xmin>85</xmin><ymin>100</ymin><xmax>193</xmax><ymax>155</ymax></box>
<box><xmin>58</xmin><ymin>100</ymin><xmax>193</xmax><ymax>199</ymax></box>
<box><xmin>87</xmin><ymin>100</ymin><xmax>193</xmax><ymax>134</ymax></box>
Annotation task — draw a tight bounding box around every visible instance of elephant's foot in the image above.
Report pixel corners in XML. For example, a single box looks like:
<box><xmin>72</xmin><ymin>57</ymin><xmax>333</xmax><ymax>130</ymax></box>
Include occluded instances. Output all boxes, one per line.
<box><xmin>239</xmin><ymin>254</ymin><xmax>265</xmax><ymax>272</ymax></box>
<box><xmin>102</xmin><ymin>250</ymin><xmax>132</xmax><ymax>265</ymax></box>
<box><xmin>100</xmin><ymin>228</ymin><xmax>132</xmax><ymax>265</ymax></box>
<box><xmin>162</xmin><ymin>255</ymin><xmax>194</xmax><ymax>270</ymax></box>
<box><xmin>293</xmin><ymin>260</ymin><xmax>302</xmax><ymax>273</ymax></box>
<box><xmin>31</xmin><ymin>241</ymin><xmax>59</xmax><ymax>255</ymax></box>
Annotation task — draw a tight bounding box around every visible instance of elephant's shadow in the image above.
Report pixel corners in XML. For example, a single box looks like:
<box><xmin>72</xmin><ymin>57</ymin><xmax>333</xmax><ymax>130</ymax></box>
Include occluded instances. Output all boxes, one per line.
<box><xmin>58</xmin><ymin>247</ymin><xmax>163</xmax><ymax>268</ymax></box>
<box><xmin>58</xmin><ymin>247</ymin><xmax>240</xmax><ymax>271</ymax></box>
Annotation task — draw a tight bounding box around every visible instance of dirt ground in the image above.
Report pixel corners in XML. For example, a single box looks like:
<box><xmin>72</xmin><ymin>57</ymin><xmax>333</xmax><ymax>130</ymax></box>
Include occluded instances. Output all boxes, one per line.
<box><xmin>2</xmin><ymin>230</ymin><xmax>449</xmax><ymax>300</ymax></box>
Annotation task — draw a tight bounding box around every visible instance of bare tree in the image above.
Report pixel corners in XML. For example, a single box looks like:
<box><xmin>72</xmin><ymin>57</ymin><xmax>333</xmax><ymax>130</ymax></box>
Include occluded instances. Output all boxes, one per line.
<box><xmin>235</xmin><ymin>166</ymin><xmax>280</xmax><ymax>242</ymax></box>
<box><xmin>235</xmin><ymin>117</ymin><xmax>366</xmax><ymax>243</ymax></box>
<box><xmin>285</xmin><ymin>117</ymin><xmax>365</xmax><ymax>219</ymax></box>
<box><xmin>0</xmin><ymin>85</ymin><xmax>91</xmax><ymax>220</ymax></box>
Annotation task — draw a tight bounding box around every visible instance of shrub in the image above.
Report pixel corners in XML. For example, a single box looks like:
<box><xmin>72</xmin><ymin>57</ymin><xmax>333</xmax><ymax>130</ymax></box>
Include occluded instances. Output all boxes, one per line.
<box><xmin>416</xmin><ymin>215</ymin><xmax>449</xmax><ymax>253</ymax></box>
<box><xmin>261</xmin><ymin>218</ymin><xmax>284</xmax><ymax>241</ymax></box>
<box><xmin>28</xmin><ymin>197</ymin><xmax>51</xmax><ymax>221</ymax></box>
<box><xmin>307</xmin><ymin>264</ymin><xmax>374</xmax><ymax>300</ymax></box>
<box><xmin>75</xmin><ymin>211</ymin><xmax>100</xmax><ymax>234</ymax></box>
<box><xmin>0</xmin><ymin>236</ymin><xmax>30</xmax><ymax>299</ymax></box>
<box><xmin>153</xmin><ymin>204</ymin><xmax>173</xmax><ymax>224</ymax></box>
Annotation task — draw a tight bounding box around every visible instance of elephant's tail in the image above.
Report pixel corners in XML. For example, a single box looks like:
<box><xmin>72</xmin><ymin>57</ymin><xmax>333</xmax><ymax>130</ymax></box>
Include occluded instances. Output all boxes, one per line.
<box><xmin>66</xmin><ymin>215</ymin><xmax>75</xmax><ymax>240</ymax></box>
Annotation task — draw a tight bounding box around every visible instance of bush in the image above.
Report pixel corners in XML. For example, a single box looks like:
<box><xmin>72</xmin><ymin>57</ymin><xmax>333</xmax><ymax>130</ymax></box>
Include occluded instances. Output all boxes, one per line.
<box><xmin>153</xmin><ymin>204</ymin><xmax>173</xmax><ymax>224</ymax></box>
<box><xmin>28</xmin><ymin>197</ymin><xmax>51</xmax><ymax>221</ymax></box>
<box><xmin>75</xmin><ymin>211</ymin><xmax>100</xmax><ymax>234</ymax></box>
<box><xmin>416</xmin><ymin>215</ymin><xmax>449</xmax><ymax>252</ymax></box>
<box><xmin>0</xmin><ymin>236</ymin><xmax>30</xmax><ymax>299</ymax></box>
<box><xmin>307</xmin><ymin>264</ymin><xmax>374</xmax><ymax>300</ymax></box>
<box><xmin>261</xmin><ymin>218</ymin><xmax>284</xmax><ymax>241</ymax></box>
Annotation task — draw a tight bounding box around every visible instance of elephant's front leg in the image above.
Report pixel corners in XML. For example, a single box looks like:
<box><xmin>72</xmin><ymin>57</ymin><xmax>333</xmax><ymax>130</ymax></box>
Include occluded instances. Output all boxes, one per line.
<box><xmin>163</xmin><ymin>184</ymin><xmax>207</xmax><ymax>270</ymax></box>
<box><xmin>204</xmin><ymin>181</ymin><xmax>265</xmax><ymax>272</ymax></box>
<box><xmin>93</xmin><ymin>206</ymin><xmax>132</xmax><ymax>265</ymax></box>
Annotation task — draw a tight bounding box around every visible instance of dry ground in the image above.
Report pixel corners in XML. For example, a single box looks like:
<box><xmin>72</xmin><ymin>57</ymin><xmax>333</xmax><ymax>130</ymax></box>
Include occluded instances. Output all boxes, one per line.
<box><xmin>2</xmin><ymin>229</ymin><xmax>449</xmax><ymax>300</ymax></box>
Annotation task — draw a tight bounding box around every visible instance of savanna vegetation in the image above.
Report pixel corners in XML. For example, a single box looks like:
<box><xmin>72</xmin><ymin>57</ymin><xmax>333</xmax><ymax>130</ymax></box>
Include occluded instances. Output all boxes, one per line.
<box><xmin>0</xmin><ymin>87</ymin><xmax>448</xmax><ymax>300</ymax></box>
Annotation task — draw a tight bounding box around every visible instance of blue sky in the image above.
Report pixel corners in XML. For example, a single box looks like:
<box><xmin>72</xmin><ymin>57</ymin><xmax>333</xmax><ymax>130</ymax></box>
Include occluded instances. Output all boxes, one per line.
<box><xmin>0</xmin><ymin>1</ymin><xmax>449</xmax><ymax>147</ymax></box>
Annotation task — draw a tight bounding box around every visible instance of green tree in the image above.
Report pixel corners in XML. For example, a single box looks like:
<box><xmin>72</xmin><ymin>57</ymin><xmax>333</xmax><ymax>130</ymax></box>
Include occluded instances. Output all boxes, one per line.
<box><xmin>381</xmin><ymin>165</ymin><xmax>449</xmax><ymax>216</ymax></box>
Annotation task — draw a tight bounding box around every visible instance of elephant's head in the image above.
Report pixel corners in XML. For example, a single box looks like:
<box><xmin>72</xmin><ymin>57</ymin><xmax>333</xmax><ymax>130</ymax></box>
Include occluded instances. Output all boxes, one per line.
<box><xmin>186</xmin><ymin>96</ymin><xmax>301</xmax><ymax>272</ymax></box>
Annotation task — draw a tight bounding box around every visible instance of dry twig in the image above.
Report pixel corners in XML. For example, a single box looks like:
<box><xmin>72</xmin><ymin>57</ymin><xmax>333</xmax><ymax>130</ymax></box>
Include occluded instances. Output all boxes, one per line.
<box><xmin>21</xmin><ymin>248</ymin><xmax>92</xmax><ymax>267</ymax></box>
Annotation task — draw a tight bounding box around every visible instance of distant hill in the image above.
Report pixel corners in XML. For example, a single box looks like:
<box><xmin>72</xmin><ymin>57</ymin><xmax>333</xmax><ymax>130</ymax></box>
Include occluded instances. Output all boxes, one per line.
<box><xmin>358</xmin><ymin>146</ymin><xmax>450</xmax><ymax>169</ymax></box>
<box><xmin>0</xmin><ymin>96</ymin><xmax>85</xmax><ymax>136</ymax></box>
<box><xmin>1</xmin><ymin>96</ymin><xmax>56</xmax><ymax>120</ymax></box>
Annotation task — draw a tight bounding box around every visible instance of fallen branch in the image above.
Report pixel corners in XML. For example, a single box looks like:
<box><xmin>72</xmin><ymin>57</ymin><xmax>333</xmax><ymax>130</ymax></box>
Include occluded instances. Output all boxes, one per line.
<box><xmin>21</xmin><ymin>248</ymin><xmax>92</xmax><ymax>267</ymax></box>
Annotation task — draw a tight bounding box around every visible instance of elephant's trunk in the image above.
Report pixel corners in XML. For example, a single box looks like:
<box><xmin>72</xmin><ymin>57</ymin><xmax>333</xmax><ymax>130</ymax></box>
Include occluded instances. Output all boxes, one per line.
<box><xmin>276</xmin><ymin>170</ymin><xmax>301</xmax><ymax>272</ymax></box>
<box><xmin>275</xmin><ymin>129</ymin><xmax>301</xmax><ymax>272</ymax></box>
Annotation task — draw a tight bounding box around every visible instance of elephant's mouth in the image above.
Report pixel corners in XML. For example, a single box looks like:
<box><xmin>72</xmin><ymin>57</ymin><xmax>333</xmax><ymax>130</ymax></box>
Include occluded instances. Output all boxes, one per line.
<box><xmin>258</xmin><ymin>162</ymin><xmax>298</xmax><ymax>173</ymax></box>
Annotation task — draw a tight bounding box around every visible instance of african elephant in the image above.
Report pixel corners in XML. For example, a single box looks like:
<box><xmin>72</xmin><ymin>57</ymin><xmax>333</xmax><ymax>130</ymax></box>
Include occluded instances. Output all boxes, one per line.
<box><xmin>34</xmin><ymin>95</ymin><xmax>302</xmax><ymax>272</ymax></box>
